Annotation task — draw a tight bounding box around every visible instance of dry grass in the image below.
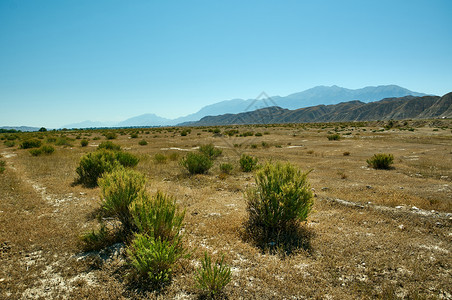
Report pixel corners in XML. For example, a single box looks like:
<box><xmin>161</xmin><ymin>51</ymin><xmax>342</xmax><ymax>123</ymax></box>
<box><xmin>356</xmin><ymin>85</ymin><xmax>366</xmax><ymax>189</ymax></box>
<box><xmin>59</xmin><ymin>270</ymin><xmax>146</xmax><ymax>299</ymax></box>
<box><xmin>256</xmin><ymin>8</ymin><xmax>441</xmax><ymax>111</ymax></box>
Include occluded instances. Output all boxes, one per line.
<box><xmin>1</xmin><ymin>121</ymin><xmax>451</xmax><ymax>299</ymax></box>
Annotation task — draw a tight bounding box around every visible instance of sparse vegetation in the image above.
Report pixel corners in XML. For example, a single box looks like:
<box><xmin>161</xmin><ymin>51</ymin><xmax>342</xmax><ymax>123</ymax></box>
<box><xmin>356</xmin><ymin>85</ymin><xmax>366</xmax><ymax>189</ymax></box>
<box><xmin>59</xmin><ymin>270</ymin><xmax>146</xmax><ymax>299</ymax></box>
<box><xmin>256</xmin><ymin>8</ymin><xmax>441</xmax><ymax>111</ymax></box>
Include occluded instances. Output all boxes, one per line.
<box><xmin>195</xmin><ymin>252</ymin><xmax>232</xmax><ymax>298</ymax></box>
<box><xmin>104</xmin><ymin>132</ymin><xmax>117</xmax><ymax>140</ymax></box>
<box><xmin>138</xmin><ymin>139</ymin><xmax>148</xmax><ymax>146</ymax></box>
<box><xmin>0</xmin><ymin>159</ymin><xmax>5</xmax><ymax>173</ymax></box>
<box><xmin>199</xmin><ymin>143</ymin><xmax>222</xmax><ymax>159</ymax></box>
<box><xmin>98</xmin><ymin>141</ymin><xmax>121</xmax><ymax>151</ymax></box>
<box><xmin>154</xmin><ymin>153</ymin><xmax>167</xmax><ymax>164</ymax></box>
<box><xmin>20</xmin><ymin>139</ymin><xmax>42</xmax><ymax>149</ymax></box>
<box><xmin>80</xmin><ymin>139</ymin><xmax>89</xmax><ymax>147</ymax></box>
<box><xmin>367</xmin><ymin>153</ymin><xmax>394</xmax><ymax>170</ymax></box>
<box><xmin>219</xmin><ymin>163</ymin><xmax>234</xmax><ymax>174</ymax></box>
<box><xmin>327</xmin><ymin>133</ymin><xmax>341</xmax><ymax>140</ymax></box>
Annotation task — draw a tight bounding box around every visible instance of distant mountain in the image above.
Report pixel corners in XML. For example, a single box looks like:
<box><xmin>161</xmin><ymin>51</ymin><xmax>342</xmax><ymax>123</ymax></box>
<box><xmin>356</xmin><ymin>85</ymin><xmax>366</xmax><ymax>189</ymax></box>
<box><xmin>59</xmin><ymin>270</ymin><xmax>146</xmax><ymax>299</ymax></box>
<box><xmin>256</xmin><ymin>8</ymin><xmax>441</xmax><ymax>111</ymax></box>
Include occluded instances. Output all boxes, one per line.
<box><xmin>63</xmin><ymin>120</ymin><xmax>116</xmax><ymax>129</ymax></box>
<box><xmin>117</xmin><ymin>114</ymin><xmax>173</xmax><ymax>127</ymax></box>
<box><xmin>61</xmin><ymin>85</ymin><xmax>428</xmax><ymax>128</ymax></box>
<box><xmin>185</xmin><ymin>93</ymin><xmax>452</xmax><ymax>126</ymax></box>
<box><xmin>0</xmin><ymin>126</ymin><xmax>40</xmax><ymax>132</ymax></box>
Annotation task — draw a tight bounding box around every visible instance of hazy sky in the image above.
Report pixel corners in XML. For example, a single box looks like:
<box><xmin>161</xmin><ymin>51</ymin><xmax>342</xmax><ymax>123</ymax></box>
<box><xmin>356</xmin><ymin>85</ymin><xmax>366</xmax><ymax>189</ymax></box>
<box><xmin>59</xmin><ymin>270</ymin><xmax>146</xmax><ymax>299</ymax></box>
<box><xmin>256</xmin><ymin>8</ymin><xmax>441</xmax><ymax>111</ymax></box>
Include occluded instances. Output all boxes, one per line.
<box><xmin>1</xmin><ymin>0</ymin><xmax>451</xmax><ymax>128</ymax></box>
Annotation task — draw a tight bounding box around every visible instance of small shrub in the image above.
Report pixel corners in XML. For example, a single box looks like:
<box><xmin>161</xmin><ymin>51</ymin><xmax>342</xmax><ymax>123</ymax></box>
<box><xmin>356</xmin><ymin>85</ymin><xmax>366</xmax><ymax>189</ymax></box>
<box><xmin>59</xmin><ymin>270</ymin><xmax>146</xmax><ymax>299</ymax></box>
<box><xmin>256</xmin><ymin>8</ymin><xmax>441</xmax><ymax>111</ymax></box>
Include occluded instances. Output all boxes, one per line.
<box><xmin>199</xmin><ymin>143</ymin><xmax>222</xmax><ymax>159</ymax></box>
<box><xmin>245</xmin><ymin>161</ymin><xmax>314</xmax><ymax>253</ymax></box>
<box><xmin>81</xmin><ymin>224</ymin><xmax>119</xmax><ymax>251</ymax></box>
<box><xmin>126</xmin><ymin>233</ymin><xmax>186</xmax><ymax>286</ymax></box>
<box><xmin>93</xmin><ymin>136</ymin><xmax>101</xmax><ymax>140</ymax></box>
<box><xmin>195</xmin><ymin>252</ymin><xmax>232</xmax><ymax>298</ymax></box>
<box><xmin>154</xmin><ymin>153</ymin><xmax>167</xmax><ymax>164</ymax></box>
<box><xmin>4</xmin><ymin>141</ymin><xmax>15</xmax><ymax>147</ymax></box>
<box><xmin>327</xmin><ymin>134</ymin><xmax>341</xmax><ymax>141</ymax></box>
<box><xmin>343</xmin><ymin>151</ymin><xmax>350</xmax><ymax>156</ymax></box>
<box><xmin>20</xmin><ymin>139</ymin><xmax>42</xmax><ymax>149</ymax></box>
<box><xmin>115</xmin><ymin>151</ymin><xmax>139</xmax><ymax>168</ymax></box>
<box><xmin>180</xmin><ymin>130</ymin><xmax>188</xmax><ymax>136</ymax></box>
<box><xmin>55</xmin><ymin>137</ymin><xmax>73</xmax><ymax>146</ymax></box>
<box><xmin>29</xmin><ymin>148</ymin><xmax>42</xmax><ymax>156</ymax></box>
<box><xmin>0</xmin><ymin>160</ymin><xmax>6</xmax><ymax>174</ymax></box>
<box><xmin>81</xmin><ymin>139</ymin><xmax>89</xmax><ymax>147</ymax></box>
<box><xmin>105</xmin><ymin>132</ymin><xmax>117</xmax><ymax>140</ymax></box>
<box><xmin>367</xmin><ymin>153</ymin><xmax>394</xmax><ymax>170</ymax></box>
<box><xmin>219</xmin><ymin>163</ymin><xmax>234</xmax><ymax>174</ymax></box>
<box><xmin>181</xmin><ymin>153</ymin><xmax>213</xmax><ymax>174</ymax></box>
<box><xmin>130</xmin><ymin>133</ymin><xmax>139</xmax><ymax>139</ymax></box>
<box><xmin>250</xmin><ymin>144</ymin><xmax>258</xmax><ymax>149</ymax></box>
<box><xmin>239</xmin><ymin>154</ymin><xmax>258</xmax><ymax>172</ymax></box>
<box><xmin>98</xmin><ymin>141</ymin><xmax>121</xmax><ymax>151</ymax></box>
<box><xmin>41</xmin><ymin>145</ymin><xmax>55</xmax><ymax>154</ymax></box>
<box><xmin>76</xmin><ymin>150</ymin><xmax>120</xmax><ymax>187</ymax></box>
<box><xmin>138</xmin><ymin>139</ymin><xmax>148</xmax><ymax>146</ymax></box>
<box><xmin>168</xmin><ymin>152</ymin><xmax>179</xmax><ymax>161</ymax></box>
<box><xmin>255</xmin><ymin>132</ymin><xmax>263</xmax><ymax>137</ymax></box>
<box><xmin>261</xmin><ymin>141</ymin><xmax>269</xmax><ymax>148</ymax></box>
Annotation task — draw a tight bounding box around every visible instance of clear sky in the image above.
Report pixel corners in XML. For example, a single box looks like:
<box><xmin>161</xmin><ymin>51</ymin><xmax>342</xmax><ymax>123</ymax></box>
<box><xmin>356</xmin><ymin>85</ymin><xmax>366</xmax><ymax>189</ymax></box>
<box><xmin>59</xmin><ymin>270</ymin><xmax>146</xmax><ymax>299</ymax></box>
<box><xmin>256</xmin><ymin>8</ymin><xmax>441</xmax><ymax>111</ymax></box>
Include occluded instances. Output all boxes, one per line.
<box><xmin>1</xmin><ymin>0</ymin><xmax>451</xmax><ymax>128</ymax></box>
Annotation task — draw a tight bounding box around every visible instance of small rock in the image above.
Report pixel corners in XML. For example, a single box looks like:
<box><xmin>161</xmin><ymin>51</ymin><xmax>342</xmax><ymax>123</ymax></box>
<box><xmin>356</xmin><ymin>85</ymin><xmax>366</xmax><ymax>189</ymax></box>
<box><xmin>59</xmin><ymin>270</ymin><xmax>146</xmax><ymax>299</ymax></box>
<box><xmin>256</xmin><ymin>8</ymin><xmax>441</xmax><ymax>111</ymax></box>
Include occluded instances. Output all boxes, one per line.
<box><xmin>440</xmin><ymin>176</ymin><xmax>449</xmax><ymax>180</ymax></box>
<box><xmin>435</xmin><ymin>222</ymin><xmax>443</xmax><ymax>227</ymax></box>
<box><xmin>395</xmin><ymin>206</ymin><xmax>403</xmax><ymax>209</ymax></box>
<box><xmin>398</xmin><ymin>224</ymin><xmax>405</xmax><ymax>230</ymax></box>
<box><xmin>366</xmin><ymin>185</ymin><xmax>372</xmax><ymax>189</ymax></box>
<box><xmin>321</xmin><ymin>187</ymin><xmax>329</xmax><ymax>191</ymax></box>
<box><xmin>411</xmin><ymin>206</ymin><xmax>419</xmax><ymax>211</ymax></box>
<box><xmin>399</xmin><ymin>187</ymin><xmax>404</xmax><ymax>189</ymax></box>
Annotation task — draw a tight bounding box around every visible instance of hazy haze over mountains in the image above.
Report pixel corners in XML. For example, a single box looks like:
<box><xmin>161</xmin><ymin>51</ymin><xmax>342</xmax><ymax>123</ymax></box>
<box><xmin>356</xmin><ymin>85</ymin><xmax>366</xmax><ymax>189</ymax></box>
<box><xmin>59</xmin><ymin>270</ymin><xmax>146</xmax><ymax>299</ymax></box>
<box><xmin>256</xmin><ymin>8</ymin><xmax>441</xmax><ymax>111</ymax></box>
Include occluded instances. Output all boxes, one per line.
<box><xmin>61</xmin><ymin>85</ymin><xmax>427</xmax><ymax>128</ymax></box>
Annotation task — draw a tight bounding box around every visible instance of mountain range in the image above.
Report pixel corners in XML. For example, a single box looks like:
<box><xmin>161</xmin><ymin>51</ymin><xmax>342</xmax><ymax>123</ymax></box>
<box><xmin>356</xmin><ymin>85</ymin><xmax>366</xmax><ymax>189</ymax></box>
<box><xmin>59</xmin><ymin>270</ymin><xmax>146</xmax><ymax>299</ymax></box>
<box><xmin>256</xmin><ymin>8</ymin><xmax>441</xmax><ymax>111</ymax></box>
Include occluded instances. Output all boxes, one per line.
<box><xmin>184</xmin><ymin>93</ymin><xmax>452</xmax><ymax>126</ymax></box>
<box><xmin>62</xmin><ymin>85</ymin><xmax>428</xmax><ymax>128</ymax></box>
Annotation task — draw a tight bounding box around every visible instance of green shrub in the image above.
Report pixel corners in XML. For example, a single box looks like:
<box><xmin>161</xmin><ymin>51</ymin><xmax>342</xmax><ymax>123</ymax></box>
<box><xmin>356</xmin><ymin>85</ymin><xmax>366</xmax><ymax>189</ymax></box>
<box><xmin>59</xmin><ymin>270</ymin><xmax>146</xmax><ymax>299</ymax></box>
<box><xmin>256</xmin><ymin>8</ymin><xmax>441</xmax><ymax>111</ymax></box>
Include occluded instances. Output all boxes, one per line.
<box><xmin>55</xmin><ymin>137</ymin><xmax>73</xmax><ymax>146</ymax></box>
<box><xmin>104</xmin><ymin>132</ymin><xmax>117</xmax><ymax>140</ymax></box>
<box><xmin>75</xmin><ymin>150</ymin><xmax>120</xmax><ymax>187</ymax></box>
<box><xmin>199</xmin><ymin>143</ymin><xmax>222</xmax><ymax>159</ymax></box>
<box><xmin>343</xmin><ymin>151</ymin><xmax>350</xmax><ymax>156</ymax></box>
<box><xmin>181</xmin><ymin>153</ymin><xmax>213</xmax><ymax>174</ymax></box>
<box><xmin>115</xmin><ymin>151</ymin><xmax>139</xmax><ymax>167</ymax></box>
<box><xmin>366</xmin><ymin>153</ymin><xmax>394</xmax><ymax>169</ymax></box>
<box><xmin>81</xmin><ymin>224</ymin><xmax>119</xmax><ymax>251</ymax></box>
<box><xmin>81</xmin><ymin>139</ymin><xmax>89</xmax><ymax>147</ymax></box>
<box><xmin>239</xmin><ymin>154</ymin><xmax>258</xmax><ymax>172</ymax></box>
<box><xmin>130</xmin><ymin>133</ymin><xmax>139</xmax><ymax>139</ymax></box>
<box><xmin>98</xmin><ymin>141</ymin><xmax>121</xmax><ymax>151</ymax></box>
<box><xmin>4</xmin><ymin>141</ymin><xmax>15</xmax><ymax>147</ymax></box>
<box><xmin>46</xmin><ymin>137</ymin><xmax>57</xmax><ymax>143</ymax></box>
<box><xmin>255</xmin><ymin>132</ymin><xmax>263</xmax><ymax>137</ymax></box>
<box><xmin>180</xmin><ymin>130</ymin><xmax>188</xmax><ymax>136</ymax></box>
<box><xmin>250</xmin><ymin>144</ymin><xmax>258</xmax><ymax>149</ymax></box>
<box><xmin>168</xmin><ymin>152</ymin><xmax>179</xmax><ymax>161</ymax></box>
<box><xmin>20</xmin><ymin>139</ymin><xmax>42</xmax><ymax>149</ymax></box>
<box><xmin>131</xmin><ymin>191</ymin><xmax>185</xmax><ymax>242</ymax></box>
<box><xmin>126</xmin><ymin>233</ymin><xmax>186</xmax><ymax>286</ymax></box>
<box><xmin>29</xmin><ymin>148</ymin><xmax>42</xmax><ymax>156</ymax></box>
<box><xmin>98</xmin><ymin>168</ymin><xmax>147</xmax><ymax>232</ymax></box>
<box><xmin>245</xmin><ymin>161</ymin><xmax>314</xmax><ymax>253</ymax></box>
<box><xmin>327</xmin><ymin>134</ymin><xmax>341</xmax><ymax>141</ymax></box>
<box><xmin>154</xmin><ymin>153</ymin><xmax>167</xmax><ymax>164</ymax></box>
<box><xmin>0</xmin><ymin>160</ymin><xmax>6</xmax><ymax>174</ymax></box>
<box><xmin>41</xmin><ymin>145</ymin><xmax>55</xmax><ymax>154</ymax></box>
<box><xmin>138</xmin><ymin>139</ymin><xmax>148</xmax><ymax>146</ymax></box>
<box><xmin>195</xmin><ymin>252</ymin><xmax>232</xmax><ymax>298</ymax></box>
<box><xmin>219</xmin><ymin>163</ymin><xmax>234</xmax><ymax>174</ymax></box>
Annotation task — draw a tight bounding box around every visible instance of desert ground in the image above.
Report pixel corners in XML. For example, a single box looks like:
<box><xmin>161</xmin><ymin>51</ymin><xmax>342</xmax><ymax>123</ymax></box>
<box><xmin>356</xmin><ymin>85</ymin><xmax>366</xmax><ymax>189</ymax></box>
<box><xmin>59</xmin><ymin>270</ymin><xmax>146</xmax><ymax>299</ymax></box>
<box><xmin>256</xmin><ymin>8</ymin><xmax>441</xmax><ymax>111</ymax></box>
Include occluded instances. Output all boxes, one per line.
<box><xmin>0</xmin><ymin>119</ymin><xmax>451</xmax><ymax>299</ymax></box>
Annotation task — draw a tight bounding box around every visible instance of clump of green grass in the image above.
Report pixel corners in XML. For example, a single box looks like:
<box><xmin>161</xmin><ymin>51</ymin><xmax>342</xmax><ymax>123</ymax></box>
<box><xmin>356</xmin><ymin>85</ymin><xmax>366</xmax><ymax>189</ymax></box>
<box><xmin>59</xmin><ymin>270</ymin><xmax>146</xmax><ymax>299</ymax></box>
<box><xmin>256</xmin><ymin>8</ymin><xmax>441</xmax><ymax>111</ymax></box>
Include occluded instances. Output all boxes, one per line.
<box><xmin>104</xmin><ymin>132</ymin><xmax>117</xmax><ymax>140</ymax></box>
<box><xmin>180</xmin><ymin>152</ymin><xmax>213</xmax><ymax>174</ymax></box>
<box><xmin>4</xmin><ymin>141</ymin><xmax>15</xmax><ymax>147</ymax></box>
<box><xmin>80</xmin><ymin>139</ymin><xmax>89</xmax><ymax>147</ymax></box>
<box><xmin>20</xmin><ymin>139</ymin><xmax>42</xmax><ymax>149</ymax></box>
<box><xmin>195</xmin><ymin>252</ymin><xmax>232</xmax><ymax>298</ymax></box>
<box><xmin>29</xmin><ymin>145</ymin><xmax>55</xmax><ymax>156</ymax></box>
<box><xmin>130</xmin><ymin>133</ymin><xmax>139</xmax><ymax>139</ymax></box>
<box><xmin>138</xmin><ymin>139</ymin><xmax>148</xmax><ymax>146</ymax></box>
<box><xmin>168</xmin><ymin>152</ymin><xmax>179</xmax><ymax>161</ymax></box>
<box><xmin>245</xmin><ymin>161</ymin><xmax>314</xmax><ymax>254</ymax></box>
<box><xmin>98</xmin><ymin>141</ymin><xmax>121</xmax><ymax>151</ymax></box>
<box><xmin>0</xmin><ymin>159</ymin><xmax>6</xmax><ymax>174</ymax></box>
<box><xmin>327</xmin><ymin>134</ymin><xmax>341</xmax><ymax>141</ymax></box>
<box><xmin>199</xmin><ymin>143</ymin><xmax>222</xmax><ymax>159</ymax></box>
<box><xmin>55</xmin><ymin>137</ymin><xmax>73</xmax><ymax>146</ymax></box>
<box><xmin>239</xmin><ymin>154</ymin><xmax>258</xmax><ymax>172</ymax></box>
<box><xmin>154</xmin><ymin>153</ymin><xmax>167</xmax><ymax>164</ymax></box>
<box><xmin>219</xmin><ymin>163</ymin><xmax>234</xmax><ymax>174</ymax></box>
<box><xmin>367</xmin><ymin>153</ymin><xmax>394</xmax><ymax>169</ymax></box>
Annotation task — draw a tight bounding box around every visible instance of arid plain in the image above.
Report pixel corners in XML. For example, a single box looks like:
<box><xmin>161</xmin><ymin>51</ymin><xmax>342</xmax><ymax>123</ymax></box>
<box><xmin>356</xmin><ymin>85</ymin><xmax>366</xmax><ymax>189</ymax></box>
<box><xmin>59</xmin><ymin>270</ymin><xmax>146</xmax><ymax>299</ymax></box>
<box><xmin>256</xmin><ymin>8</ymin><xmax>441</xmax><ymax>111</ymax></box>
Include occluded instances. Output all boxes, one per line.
<box><xmin>1</xmin><ymin>119</ymin><xmax>451</xmax><ymax>299</ymax></box>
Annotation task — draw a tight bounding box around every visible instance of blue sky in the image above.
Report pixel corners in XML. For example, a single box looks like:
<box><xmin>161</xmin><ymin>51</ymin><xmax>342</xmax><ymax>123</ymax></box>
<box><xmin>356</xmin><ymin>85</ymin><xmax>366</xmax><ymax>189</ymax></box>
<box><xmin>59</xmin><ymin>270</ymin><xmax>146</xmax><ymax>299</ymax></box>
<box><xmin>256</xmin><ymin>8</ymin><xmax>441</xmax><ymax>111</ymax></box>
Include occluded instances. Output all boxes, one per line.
<box><xmin>1</xmin><ymin>0</ymin><xmax>451</xmax><ymax>128</ymax></box>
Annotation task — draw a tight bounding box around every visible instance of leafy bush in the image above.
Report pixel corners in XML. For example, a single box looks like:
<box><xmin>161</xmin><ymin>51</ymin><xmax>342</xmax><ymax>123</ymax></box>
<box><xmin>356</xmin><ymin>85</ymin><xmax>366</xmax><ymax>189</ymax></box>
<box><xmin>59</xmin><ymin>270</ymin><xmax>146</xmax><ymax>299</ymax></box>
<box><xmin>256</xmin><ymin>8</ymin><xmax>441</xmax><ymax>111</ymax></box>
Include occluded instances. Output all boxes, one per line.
<box><xmin>81</xmin><ymin>139</ymin><xmax>89</xmax><ymax>147</ymax></box>
<box><xmin>41</xmin><ymin>145</ymin><xmax>55</xmax><ymax>154</ymax></box>
<box><xmin>180</xmin><ymin>153</ymin><xmax>213</xmax><ymax>174</ymax></box>
<box><xmin>327</xmin><ymin>134</ymin><xmax>341</xmax><ymax>141</ymax></box>
<box><xmin>367</xmin><ymin>153</ymin><xmax>394</xmax><ymax>169</ymax></box>
<box><xmin>138</xmin><ymin>139</ymin><xmax>148</xmax><ymax>146</ymax></box>
<box><xmin>115</xmin><ymin>151</ymin><xmax>139</xmax><ymax>167</ymax></box>
<box><xmin>219</xmin><ymin>163</ymin><xmax>234</xmax><ymax>174</ymax></box>
<box><xmin>199</xmin><ymin>143</ymin><xmax>222</xmax><ymax>159</ymax></box>
<box><xmin>195</xmin><ymin>252</ymin><xmax>232</xmax><ymax>298</ymax></box>
<box><xmin>20</xmin><ymin>139</ymin><xmax>42</xmax><ymax>149</ymax></box>
<box><xmin>245</xmin><ymin>161</ymin><xmax>314</xmax><ymax>253</ymax></box>
<box><xmin>0</xmin><ymin>160</ymin><xmax>6</xmax><ymax>174</ymax></box>
<box><xmin>104</xmin><ymin>132</ymin><xmax>117</xmax><ymax>140</ymax></box>
<box><xmin>131</xmin><ymin>191</ymin><xmax>185</xmax><ymax>242</ymax></box>
<box><xmin>239</xmin><ymin>154</ymin><xmax>258</xmax><ymax>172</ymax></box>
<box><xmin>55</xmin><ymin>137</ymin><xmax>73</xmax><ymax>146</ymax></box>
<box><xmin>4</xmin><ymin>141</ymin><xmax>15</xmax><ymax>147</ymax></box>
<box><xmin>98</xmin><ymin>168</ymin><xmax>147</xmax><ymax>232</ymax></box>
<box><xmin>255</xmin><ymin>132</ymin><xmax>263</xmax><ymax>137</ymax></box>
<box><xmin>126</xmin><ymin>233</ymin><xmax>186</xmax><ymax>286</ymax></box>
<box><xmin>29</xmin><ymin>148</ymin><xmax>42</xmax><ymax>156</ymax></box>
<box><xmin>154</xmin><ymin>153</ymin><xmax>167</xmax><ymax>164</ymax></box>
<box><xmin>76</xmin><ymin>150</ymin><xmax>120</xmax><ymax>187</ymax></box>
<box><xmin>80</xmin><ymin>224</ymin><xmax>119</xmax><ymax>251</ymax></box>
<box><xmin>130</xmin><ymin>133</ymin><xmax>139</xmax><ymax>139</ymax></box>
<box><xmin>168</xmin><ymin>152</ymin><xmax>179</xmax><ymax>161</ymax></box>
<box><xmin>98</xmin><ymin>141</ymin><xmax>121</xmax><ymax>151</ymax></box>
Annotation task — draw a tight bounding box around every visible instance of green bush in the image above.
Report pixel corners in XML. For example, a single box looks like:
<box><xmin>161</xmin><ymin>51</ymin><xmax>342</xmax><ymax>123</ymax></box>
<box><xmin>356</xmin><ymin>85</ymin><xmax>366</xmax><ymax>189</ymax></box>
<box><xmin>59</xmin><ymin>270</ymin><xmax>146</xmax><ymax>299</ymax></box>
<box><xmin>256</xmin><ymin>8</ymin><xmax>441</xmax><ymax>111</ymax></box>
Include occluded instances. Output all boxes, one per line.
<box><xmin>76</xmin><ymin>150</ymin><xmax>120</xmax><ymax>187</ymax></box>
<box><xmin>154</xmin><ymin>153</ymin><xmax>167</xmax><ymax>164</ymax></box>
<box><xmin>180</xmin><ymin>153</ymin><xmax>213</xmax><ymax>174</ymax></box>
<box><xmin>138</xmin><ymin>139</ymin><xmax>148</xmax><ymax>146</ymax></box>
<box><xmin>81</xmin><ymin>139</ymin><xmax>89</xmax><ymax>147</ymax></box>
<box><xmin>115</xmin><ymin>151</ymin><xmax>140</xmax><ymax>168</ymax></box>
<box><xmin>239</xmin><ymin>154</ymin><xmax>258</xmax><ymax>172</ymax></box>
<box><xmin>41</xmin><ymin>145</ymin><xmax>55</xmax><ymax>154</ymax></box>
<box><xmin>199</xmin><ymin>143</ymin><xmax>222</xmax><ymax>159</ymax></box>
<box><xmin>104</xmin><ymin>132</ymin><xmax>117</xmax><ymax>140</ymax></box>
<box><xmin>29</xmin><ymin>148</ymin><xmax>42</xmax><ymax>156</ymax></box>
<box><xmin>126</xmin><ymin>233</ymin><xmax>186</xmax><ymax>286</ymax></box>
<box><xmin>245</xmin><ymin>161</ymin><xmax>314</xmax><ymax>253</ymax></box>
<box><xmin>98</xmin><ymin>141</ymin><xmax>121</xmax><ymax>151</ymax></box>
<box><xmin>168</xmin><ymin>152</ymin><xmax>179</xmax><ymax>161</ymax></box>
<box><xmin>20</xmin><ymin>139</ymin><xmax>42</xmax><ymax>149</ymax></box>
<box><xmin>131</xmin><ymin>191</ymin><xmax>185</xmax><ymax>242</ymax></box>
<box><xmin>130</xmin><ymin>133</ymin><xmax>139</xmax><ymax>139</ymax></box>
<box><xmin>55</xmin><ymin>137</ymin><xmax>73</xmax><ymax>146</ymax></box>
<box><xmin>255</xmin><ymin>132</ymin><xmax>263</xmax><ymax>137</ymax></box>
<box><xmin>98</xmin><ymin>168</ymin><xmax>147</xmax><ymax>233</ymax></box>
<box><xmin>80</xmin><ymin>224</ymin><xmax>119</xmax><ymax>251</ymax></box>
<box><xmin>366</xmin><ymin>153</ymin><xmax>394</xmax><ymax>169</ymax></box>
<box><xmin>327</xmin><ymin>134</ymin><xmax>341</xmax><ymax>141</ymax></box>
<box><xmin>219</xmin><ymin>163</ymin><xmax>234</xmax><ymax>174</ymax></box>
<box><xmin>0</xmin><ymin>160</ymin><xmax>6</xmax><ymax>174</ymax></box>
<box><xmin>195</xmin><ymin>252</ymin><xmax>232</xmax><ymax>298</ymax></box>
<box><xmin>4</xmin><ymin>141</ymin><xmax>15</xmax><ymax>147</ymax></box>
